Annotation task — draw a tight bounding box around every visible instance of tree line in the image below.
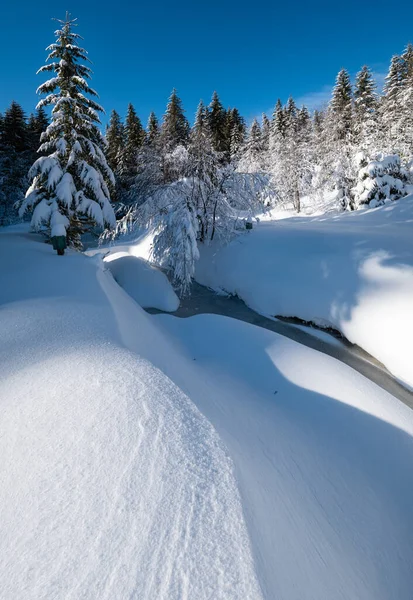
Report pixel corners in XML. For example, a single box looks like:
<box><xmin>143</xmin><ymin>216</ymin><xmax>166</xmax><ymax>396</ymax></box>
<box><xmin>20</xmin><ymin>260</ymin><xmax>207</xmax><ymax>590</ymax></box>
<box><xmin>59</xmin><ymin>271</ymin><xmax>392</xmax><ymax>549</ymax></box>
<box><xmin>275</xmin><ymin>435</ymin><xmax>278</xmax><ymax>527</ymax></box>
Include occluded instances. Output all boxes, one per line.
<box><xmin>1</xmin><ymin>13</ymin><xmax>412</xmax><ymax>292</ymax></box>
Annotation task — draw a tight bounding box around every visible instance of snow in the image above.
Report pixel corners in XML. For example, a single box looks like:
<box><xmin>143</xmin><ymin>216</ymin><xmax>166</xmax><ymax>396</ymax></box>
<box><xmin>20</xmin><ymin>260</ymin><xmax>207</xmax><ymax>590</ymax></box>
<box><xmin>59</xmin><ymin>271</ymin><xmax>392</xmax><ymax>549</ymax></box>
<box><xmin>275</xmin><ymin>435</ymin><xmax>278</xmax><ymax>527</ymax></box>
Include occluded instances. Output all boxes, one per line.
<box><xmin>105</xmin><ymin>253</ymin><xmax>179</xmax><ymax>312</ymax></box>
<box><xmin>1</xmin><ymin>225</ymin><xmax>413</xmax><ymax>599</ymax></box>
<box><xmin>195</xmin><ymin>195</ymin><xmax>413</xmax><ymax>388</ymax></box>
<box><xmin>153</xmin><ymin>312</ymin><xmax>413</xmax><ymax>600</ymax></box>
<box><xmin>0</xmin><ymin>226</ymin><xmax>261</xmax><ymax>600</ymax></box>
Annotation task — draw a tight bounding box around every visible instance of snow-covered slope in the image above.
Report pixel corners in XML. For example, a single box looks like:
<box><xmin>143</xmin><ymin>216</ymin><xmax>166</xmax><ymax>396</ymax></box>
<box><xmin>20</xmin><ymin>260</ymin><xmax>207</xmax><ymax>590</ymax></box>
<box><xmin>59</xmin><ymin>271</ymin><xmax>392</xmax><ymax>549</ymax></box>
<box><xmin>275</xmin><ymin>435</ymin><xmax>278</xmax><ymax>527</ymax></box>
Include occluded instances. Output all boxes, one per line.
<box><xmin>196</xmin><ymin>196</ymin><xmax>413</xmax><ymax>388</ymax></box>
<box><xmin>105</xmin><ymin>252</ymin><xmax>179</xmax><ymax>312</ymax></box>
<box><xmin>154</xmin><ymin>312</ymin><xmax>413</xmax><ymax>600</ymax></box>
<box><xmin>1</xmin><ymin>226</ymin><xmax>413</xmax><ymax>600</ymax></box>
<box><xmin>0</xmin><ymin>227</ymin><xmax>262</xmax><ymax>600</ymax></box>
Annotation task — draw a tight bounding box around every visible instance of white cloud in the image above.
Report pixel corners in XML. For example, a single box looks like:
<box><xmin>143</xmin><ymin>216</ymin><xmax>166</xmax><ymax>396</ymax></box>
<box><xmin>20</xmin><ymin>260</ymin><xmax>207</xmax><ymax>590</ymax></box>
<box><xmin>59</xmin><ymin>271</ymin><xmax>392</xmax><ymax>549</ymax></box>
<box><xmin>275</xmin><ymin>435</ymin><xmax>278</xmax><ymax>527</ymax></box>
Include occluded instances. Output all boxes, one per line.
<box><xmin>295</xmin><ymin>85</ymin><xmax>332</xmax><ymax>111</ymax></box>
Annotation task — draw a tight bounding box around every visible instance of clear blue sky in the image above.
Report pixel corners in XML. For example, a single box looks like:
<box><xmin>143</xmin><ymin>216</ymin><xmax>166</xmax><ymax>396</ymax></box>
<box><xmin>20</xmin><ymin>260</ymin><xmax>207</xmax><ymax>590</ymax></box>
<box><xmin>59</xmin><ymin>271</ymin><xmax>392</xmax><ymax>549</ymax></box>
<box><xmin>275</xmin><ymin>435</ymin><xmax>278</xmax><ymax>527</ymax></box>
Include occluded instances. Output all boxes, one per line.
<box><xmin>1</xmin><ymin>0</ymin><xmax>412</xmax><ymax>127</ymax></box>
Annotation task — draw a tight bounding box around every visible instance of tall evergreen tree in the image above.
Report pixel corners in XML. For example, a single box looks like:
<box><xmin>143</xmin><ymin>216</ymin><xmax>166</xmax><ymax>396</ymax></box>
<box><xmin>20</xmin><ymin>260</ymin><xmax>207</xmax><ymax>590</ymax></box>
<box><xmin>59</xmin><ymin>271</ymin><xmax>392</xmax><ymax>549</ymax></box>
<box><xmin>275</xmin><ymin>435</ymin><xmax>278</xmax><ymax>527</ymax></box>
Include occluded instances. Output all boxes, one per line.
<box><xmin>188</xmin><ymin>100</ymin><xmax>220</xmax><ymax>241</ymax></box>
<box><xmin>261</xmin><ymin>113</ymin><xmax>270</xmax><ymax>153</ymax></box>
<box><xmin>106</xmin><ymin>109</ymin><xmax>124</xmax><ymax>172</ymax></box>
<box><xmin>354</xmin><ymin>66</ymin><xmax>378</xmax><ymax>153</ymax></box>
<box><xmin>239</xmin><ymin>119</ymin><xmax>263</xmax><ymax>172</ymax></box>
<box><xmin>147</xmin><ymin>111</ymin><xmax>159</xmax><ymax>144</ymax></box>
<box><xmin>119</xmin><ymin>103</ymin><xmax>145</xmax><ymax>178</ymax></box>
<box><xmin>160</xmin><ymin>89</ymin><xmax>190</xmax><ymax>182</ymax></box>
<box><xmin>1</xmin><ymin>101</ymin><xmax>28</xmax><ymax>152</ymax></box>
<box><xmin>227</xmin><ymin>107</ymin><xmax>246</xmax><ymax>159</ymax></box>
<box><xmin>329</xmin><ymin>68</ymin><xmax>353</xmax><ymax>141</ymax></box>
<box><xmin>161</xmin><ymin>88</ymin><xmax>189</xmax><ymax>151</ymax></box>
<box><xmin>17</xmin><ymin>13</ymin><xmax>115</xmax><ymax>247</ymax></box>
<box><xmin>208</xmin><ymin>91</ymin><xmax>227</xmax><ymax>154</ymax></box>
<box><xmin>393</xmin><ymin>44</ymin><xmax>413</xmax><ymax>159</ymax></box>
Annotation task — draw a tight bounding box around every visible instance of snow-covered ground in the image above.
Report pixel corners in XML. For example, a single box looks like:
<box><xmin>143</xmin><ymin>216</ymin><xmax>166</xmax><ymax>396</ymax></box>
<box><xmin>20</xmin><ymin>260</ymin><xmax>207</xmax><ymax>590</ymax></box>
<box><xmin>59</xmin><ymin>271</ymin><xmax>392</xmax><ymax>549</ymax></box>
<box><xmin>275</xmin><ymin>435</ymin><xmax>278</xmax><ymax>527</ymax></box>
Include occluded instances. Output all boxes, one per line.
<box><xmin>196</xmin><ymin>195</ymin><xmax>413</xmax><ymax>388</ymax></box>
<box><xmin>0</xmin><ymin>227</ymin><xmax>261</xmax><ymax>600</ymax></box>
<box><xmin>105</xmin><ymin>252</ymin><xmax>179</xmax><ymax>312</ymax></box>
<box><xmin>1</xmin><ymin>225</ymin><xmax>413</xmax><ymax>599</ymax></box>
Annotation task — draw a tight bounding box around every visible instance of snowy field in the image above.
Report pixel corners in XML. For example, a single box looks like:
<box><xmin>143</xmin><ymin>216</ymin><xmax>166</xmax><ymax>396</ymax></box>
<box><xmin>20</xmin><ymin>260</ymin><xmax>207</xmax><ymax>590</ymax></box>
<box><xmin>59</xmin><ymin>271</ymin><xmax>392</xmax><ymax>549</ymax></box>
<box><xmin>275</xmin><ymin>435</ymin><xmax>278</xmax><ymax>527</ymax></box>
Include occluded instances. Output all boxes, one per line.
<box><xmin>196</xmin><ymin>195</ymin><xmax>413</xmax><ymax>389</ymax></box>
<box><xmin>1</xmin><ymin>225</ymin><xmax>413</xmax><ymax>599</ymax></box>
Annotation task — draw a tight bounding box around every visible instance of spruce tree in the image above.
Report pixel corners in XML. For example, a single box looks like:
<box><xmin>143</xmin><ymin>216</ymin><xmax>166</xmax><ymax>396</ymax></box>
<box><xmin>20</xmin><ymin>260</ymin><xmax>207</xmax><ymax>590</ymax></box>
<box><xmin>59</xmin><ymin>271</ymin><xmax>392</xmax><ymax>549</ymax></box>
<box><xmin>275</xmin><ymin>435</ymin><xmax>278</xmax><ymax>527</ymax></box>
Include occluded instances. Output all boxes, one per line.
<box><xmin>1</xmin><ymin>101</ymin><xmax>28</xmax><ymax>152</ymax></box>
<box><xmin>147</xmin><ymin>111</ymin><xmax>159</xmax><ymax>145</ymax></box>
<box><xmin>227</xmin><ymin>107</ymin><xmax>246</xmax><ymax>159</ymax></box>
<box><xmin>188</xmin><ymin>100</ymin><xmax>220</xmax><ymax>241</ymax></box>
<box><xmin>119</xmin><ymin>103</ymin><xmax>145</xmax><ymax>179</ymax></box>
<box><xmin>160</xmin><ymin>89</ymin><xmax>190</xmax><ymax>182</ymax></box>
<box><xmin>354</xmin><ymin>66</ymin><xmax>378</xmax><ymax>153</ymax></box>
<box><xmin>239</xmin><ymin>119</ymin><xmax>263</xmax><ymax>172</ymax></box>
<box><xmin>17</xmin><ymin>13</ymin><xmax>115</xmax><ymax>248</ymax></box>
<box><xmin>106</xmin><ymin>109</ymin><xmax>124</xmax><ymax>172</ymax></box>
<box><xmin>330</xmin><ymin>68</ymin><xmax>353</xmax><ymax>141</ymax></box>
<box><xmin>208</xmin><ymin>91</ymin><xmax>227</xmax><ymax>154</ymax></box>
<box><xmin>161</xmin><ymin>88</ymin><xmax>189</xmax><ymax>151</ymax></box>
<box><xmin>394</xmin><ymin>44</ymin><xmax>413</xmax><ymax>159</ymax></box>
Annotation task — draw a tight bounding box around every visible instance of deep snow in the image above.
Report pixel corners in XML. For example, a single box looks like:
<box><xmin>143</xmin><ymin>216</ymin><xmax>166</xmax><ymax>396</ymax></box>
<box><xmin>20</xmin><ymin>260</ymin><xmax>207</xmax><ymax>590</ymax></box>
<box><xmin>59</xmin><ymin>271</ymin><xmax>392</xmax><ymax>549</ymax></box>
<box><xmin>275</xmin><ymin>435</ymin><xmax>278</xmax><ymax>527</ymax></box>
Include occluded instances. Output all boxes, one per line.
<box><xmin>0</xmin><ymin>227</ymin><xmax>261</xmax><ymax>600</ymax></box>
<box><xmin>105</xmin><ymin>252</ymin><xmax>179</xmax><ymax>312</ymax></box>
<box><xmin>195</xmin><ymin>195</ymin><xmax>413</xmax><ymax>388</ymax></box>
<box><xmin>1</xmin><ymin>226</ymin><xmax>413</xmax><ymax>599</ymax></box>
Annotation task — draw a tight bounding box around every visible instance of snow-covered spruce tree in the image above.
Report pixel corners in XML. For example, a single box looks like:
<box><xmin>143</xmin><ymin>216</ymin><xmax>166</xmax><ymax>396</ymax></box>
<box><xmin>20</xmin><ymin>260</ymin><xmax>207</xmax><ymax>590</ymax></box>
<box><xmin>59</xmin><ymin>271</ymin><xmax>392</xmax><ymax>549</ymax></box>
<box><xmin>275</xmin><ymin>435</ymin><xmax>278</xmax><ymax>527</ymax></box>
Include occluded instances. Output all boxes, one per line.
<box><xmin>322</xmin><ymin>68</ymin><xmax>356</xmax><ymax>210</ymax></box>
<box><xmin>352</xmin><ymin>153</ymin><xmax>407</xmax><ymax>208</ymax></box>
<box><xmin>17</xmin><ymin>14</ymin><xmax>115</xmax><ymax>248</ymax></box>
<box><xmin>160</xmin><ymin>89</ymin><xmax>190</xmax><ymax>183</ymax></box>
<box><xmin>354</xmin><ymin>66</ymin><xmax>379</xmax><ymax>156</ymax></box>
<box><xmin>394</xmin><ymin>44</ymin><xmax>413</xmax><ymax>162</ymax></box>
<box><xmin>147</xmin><ymin>111</ymin><xmax>159</xmax><ymax>144</ymax></box>
<box><xmin>261</xmin><ymin>114</ymin><xmax>270</xmax><ymax>155</ymax></box>
<box><xmin>238</xmin><ymin>119</ymin><xmax>263</xmax><ymax>173</ymax></box>
<box><xmin>380</xmin><ymin>54</ymin><xmax>404</xmax><ymax>153</ymax></box>
<box><xmin>187</xmin><ymin>99</ymin><xmax>222</xmax><ymax>241</ymax></box>
<box><xmin>227</xmin><ymin>107</ymin><xmax>246</xmax><ymax>161</ymax></box>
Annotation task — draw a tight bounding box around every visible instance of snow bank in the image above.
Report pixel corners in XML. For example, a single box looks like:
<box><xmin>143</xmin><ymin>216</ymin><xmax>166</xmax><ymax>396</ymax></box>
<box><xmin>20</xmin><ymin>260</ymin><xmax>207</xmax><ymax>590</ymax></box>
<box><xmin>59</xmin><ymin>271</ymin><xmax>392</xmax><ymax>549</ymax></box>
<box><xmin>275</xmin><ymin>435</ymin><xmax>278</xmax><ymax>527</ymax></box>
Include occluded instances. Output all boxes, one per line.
<box><xmin>154</xmin><ymin>313</ymin><xmax>413</xmax><ymax>600</ymax></box>
<box><xmin>105</xmin><ymin>253</ymin><xmax>179</xmax><ymax>312</ymax></box>
<box><xmin>196</xmin><ymin>195</ymin><xmax>413</xmax><ymax>388</ymax></box>
<box><xmin>0</xmin><ymin>226</ymin><xmax>261</xmax><ymax>600</ymax></box>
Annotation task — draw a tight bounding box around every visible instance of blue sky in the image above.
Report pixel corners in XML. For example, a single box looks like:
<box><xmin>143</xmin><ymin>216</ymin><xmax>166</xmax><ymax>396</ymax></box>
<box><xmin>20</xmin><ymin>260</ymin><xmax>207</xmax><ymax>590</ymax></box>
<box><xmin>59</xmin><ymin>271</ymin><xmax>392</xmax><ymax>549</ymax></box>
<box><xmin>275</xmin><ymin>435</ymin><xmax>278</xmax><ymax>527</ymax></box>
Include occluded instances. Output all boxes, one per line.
<box><xmin>1</xmin><ymin>0</ymin><xmax>412</xmax><ymax>127</ymax></box>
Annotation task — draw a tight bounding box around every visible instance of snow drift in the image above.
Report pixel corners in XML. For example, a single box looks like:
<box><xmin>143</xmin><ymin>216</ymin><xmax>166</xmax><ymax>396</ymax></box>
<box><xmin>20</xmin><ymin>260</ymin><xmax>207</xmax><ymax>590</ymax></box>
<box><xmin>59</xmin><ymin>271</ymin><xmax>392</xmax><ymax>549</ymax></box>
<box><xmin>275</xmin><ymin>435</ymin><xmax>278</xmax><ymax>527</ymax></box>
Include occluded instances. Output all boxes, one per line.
<box><xmin>196</xmin><ymin>195</ymin><xmax>413</xmax><ymax>388</ymax></box>
<box><xmin>105</xmin><ymin>253</ymin><xmax>179</xmax><ymax>312</ymax></box>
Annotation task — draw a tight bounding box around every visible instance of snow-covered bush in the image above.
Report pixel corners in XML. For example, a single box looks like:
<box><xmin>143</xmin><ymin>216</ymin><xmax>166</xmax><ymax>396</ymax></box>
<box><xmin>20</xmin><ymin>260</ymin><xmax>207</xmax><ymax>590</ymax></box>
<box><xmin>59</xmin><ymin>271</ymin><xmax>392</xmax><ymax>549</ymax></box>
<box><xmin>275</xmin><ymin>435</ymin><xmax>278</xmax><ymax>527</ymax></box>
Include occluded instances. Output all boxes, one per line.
<box><xmin>352</xmin><ymin>152</ymin><xmax>407</xmax><ymax>209</ymax></box>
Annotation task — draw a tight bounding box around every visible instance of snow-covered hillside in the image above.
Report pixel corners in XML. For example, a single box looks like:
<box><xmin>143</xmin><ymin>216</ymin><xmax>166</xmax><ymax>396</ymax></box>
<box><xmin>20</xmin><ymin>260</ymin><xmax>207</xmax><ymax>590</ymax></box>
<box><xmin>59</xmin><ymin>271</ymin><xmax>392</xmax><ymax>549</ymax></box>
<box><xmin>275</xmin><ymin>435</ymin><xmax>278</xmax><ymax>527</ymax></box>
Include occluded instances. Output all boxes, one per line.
<box><xmin>196</xmin><ymin>195</ymin><xmax>413</xmax><ymax>388</ymax></box>
<box><xmin>2</xmin><ymin>225</ymin><xmax>413</xmax><ymax>600</ymax></box>
<box><xmin>0</xmin><ymin>227</ymin><xmax>262</xmax><ymax>600</ymax></box>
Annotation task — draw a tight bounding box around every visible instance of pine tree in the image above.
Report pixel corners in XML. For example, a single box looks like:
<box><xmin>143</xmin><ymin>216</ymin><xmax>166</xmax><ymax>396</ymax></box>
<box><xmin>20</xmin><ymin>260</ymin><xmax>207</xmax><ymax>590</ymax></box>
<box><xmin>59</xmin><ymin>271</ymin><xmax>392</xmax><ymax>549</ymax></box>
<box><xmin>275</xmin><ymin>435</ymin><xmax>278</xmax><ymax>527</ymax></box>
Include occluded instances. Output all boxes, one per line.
<box><xmin>329</xmin><ymin>68</ymin><xmax>353</xmax><ymax>142</ymax></box>
<box><xmin>17</xmin><ymin>13</ymin><xmax>115</xmax><ymax>248</ymax></box>
<box><xmin>227</xmin><ymin>107</ymin><xmax>246</xmax><ymax>159</ymax></box>
<box><xmin>1</xmin><ymin>101</ymin><xmax>28</xmax><ymax>152</ymax></box>
<box><xmin>161</xmin><ymin>88</ymin><xmax>189</xmax><ymax>151</ymax></box>
<box><xmin>261</xmin><ymin>114</ymin><xmax>270</xmax><ymax>149</ymax></box>
<box><xmin>106</xmin><ymin>109</ymin><xmax>124</xmax><ymax>172</ymax></box>
<box><xmin>239</xmin><ymin>119</ymin><xmax>263</xmax><ymax>173</ymax></box>
<box><xmin>394</xmin><ymin>44</ymin><xmax>413</xmax><ymax>159</ymax></box>
<box><xmin>208</xmin><ymin>91</ymin><xmax>227</xmax><ymax>154</ymax></box>
<box><xmin>147</xmin><ymin>111</ymin><xmax>159</xmax><ymax>145</ymax></box>
<box><xmin>27</xmin><ymin>106</ymin><xmax>50</xmax><ymax>153</ymax></box>
<box><xmin>160</xmin><ymin>89</ymin><xmax>190</xmax><ymax>182</ymax></box>
<box><xmin>354</xmin><ymin>65</ymin><xmax>378</xmax><ymax>152</ymax></box>
<box><xmin>271</xmin><ymin>99</ymin><xmax>287</xmax><ymax>141</ymax></box>
<box><xmin>188</xmin><ymin>100</ymin><xmax>221</xmax><ymax>241</ymax></box>
<box><xmin>119</xmin><ymin>103</ymin><xmax>145</xmax><ymax>179</ymax></box>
